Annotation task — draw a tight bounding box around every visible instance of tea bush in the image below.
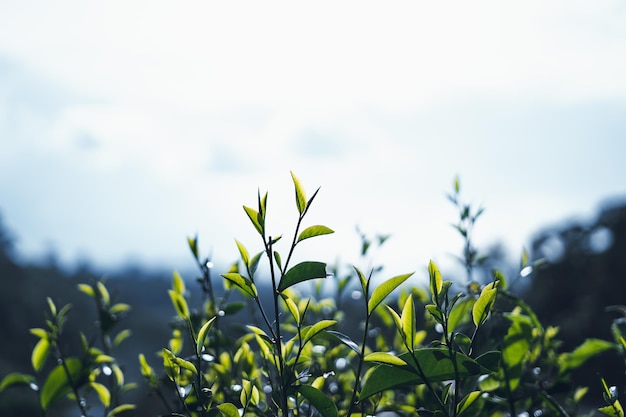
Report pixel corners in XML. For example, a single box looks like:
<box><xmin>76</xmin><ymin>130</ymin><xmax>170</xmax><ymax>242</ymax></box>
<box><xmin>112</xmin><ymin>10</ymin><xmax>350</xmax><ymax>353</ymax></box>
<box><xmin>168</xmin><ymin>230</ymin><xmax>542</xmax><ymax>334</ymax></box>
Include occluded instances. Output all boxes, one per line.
<box><xmin>2</xmin><ymin>172</ymin><xmax>625</xmax><ymax>417</ymax></box>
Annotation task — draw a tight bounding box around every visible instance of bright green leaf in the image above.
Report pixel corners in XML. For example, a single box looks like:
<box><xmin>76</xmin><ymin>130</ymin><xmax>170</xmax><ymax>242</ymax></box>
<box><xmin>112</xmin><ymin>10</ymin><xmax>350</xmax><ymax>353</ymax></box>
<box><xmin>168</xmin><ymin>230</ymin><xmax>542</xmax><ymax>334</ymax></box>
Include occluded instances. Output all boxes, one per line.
<box><xmin>400</xmin><ymin>294</ymin><xmax>416</xmax><ymax>350</ymax></box>
<box><xmin>109</xmin><ymin>303</ymin><xmax>131</xmax><ymax>314</ymax></box>
<box><xmin>113</xmin><ymin>329</ymin><xmax>132</xmax><ymax>349</ymax></box>
<box><xmin>217</xmin><ymin>403</ymin><xmax>240</xmax><ymax>417</ymax></box>
<box><xmin>428</xmin><ymin>260</ymin><xmax>443</xmax><ymax>301</ymax></box>
<box><xmin>364</xmin><ymin>352</ymin><xmax>408</xmax><ymax>367</ymax></box>
<box><xmin>40</xmin><ymin>358</ymin><xmax>82</xmax><ymax>411</ymax></box>
<box><xmin>559</xmin><ymin>339</ymin><xmax>616</xmax><ymax>374</ymax></box>
<box><xmin>368</xmin><ymin>273</ymin><xmax>413</xmax><ymax>314</ymax></box>
<box><xmin>0</xmin><ymin>373</ymin><xmax>36</xmax><ymax>391</ymax></box>
<box><xmin>243</xmin><ymin>205</ymin><xmax>263</xmax><ymax>234</ymax></box>
<box><xmin>235</xmin><ymin>239</ymin><xmax>250</xmax><ymax>267</ymax></box>
<box><xmin>297</xmin><ymin>225</ymin><xmax>334</xmax><ymax>243</ymax></box>
<box><xmin>90</xmin><ymin>382</ymin><xmax>111</xmax><ymax>407</ymax></box>
<box><xmin>472</xmin><ymin>286</ymin><xmax>497</xmax><ymax>327</ymax></box>
<box><xmin>187</xmin><ymin>236</ymin><xmax>199</xmax><ymax>261</ymax></box>
<box><xmin>301</xmin><ymin>320</ymin><xmax>336</xmax><ymax>346</ymax></box>
<box><xmin>32</xmin><ymin>338</ymin><xmax>50</xmax><ymax>372</ymax></box>
<box><xmin>196</xmin><ymin>317</ymin><xmax>217</xmax><ymax>356</ymax></box>
<box><xmin>291</xmin><ymin>171</ymin><xmax>307</xmax><ymax>214</ymax></box>
<box><xmin>168</xmin><ymin>290</ymin><xmax>189</xmax><ymax>319</ymax></box>
<box><xmin>77</xmin><ymin>283</ymin><xmax>95</xmax><ymax>298</ymax></box>
<box><xmin>96</xmin><ymin>282</ymin><xmax>110</xmax><ymax>306</ymax></box>
<box><xmin>457</xmin><ymin>391</ymin><xmax>482</xmax><ymax>416</ymax></box>
<box><xmin>221</xmin><ymin>273</ymin><xmax>258</xmax><ymax>298</ymax></box>
<box><xmin>107</xmin><ymin>404</ymin><xmax>137</xmax><ymax>417</ymax></box>
<box><xmin>172</xmin><ymin>271</ymin><xmax>185</xmax><ymax>294</ymax></box>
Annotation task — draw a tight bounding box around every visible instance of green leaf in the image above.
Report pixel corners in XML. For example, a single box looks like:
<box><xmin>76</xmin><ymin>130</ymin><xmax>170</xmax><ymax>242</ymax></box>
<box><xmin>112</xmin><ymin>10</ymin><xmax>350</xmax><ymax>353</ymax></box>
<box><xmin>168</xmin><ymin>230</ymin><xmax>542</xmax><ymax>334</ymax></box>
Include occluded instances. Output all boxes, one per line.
<box><xmin>400</xmin><ymin>294</ymin><xmax>416</xmax><ymax>350</ymax></box>
<box><xmin>221</xmin><ymin>273</ymin><xmax>258</xmax><ymax>298</ymax></box>
<box><xmin>297</xmin><ymin>225</ymin><xmax>334</xmax><ymax>243</ymax></box>
<box><xmin>113</xmin><ymin>329</ymin><xmax>132</xmax><ymax>349</ymax></box>
<box><xmin>428</xmin><ymin>260</ymin><xmax>443</xmax><ymax>302</ymax></box>
<box><xmin>599</xmin><ymin>403</ymin><xmax>624</xmax><ymax>417</ymax></box>
<box><xmin>30</xmin><ymin>328</ymin><xmax>48</xmax><ymax>339</ymax></box>
<box><xmin>457</xmin><ymin>391</ymin><xmax>482</xmax><ymax>416</ymax></box>
<box><xmin>47</xmin><ymin>297</ymin><xmax>57</xmax><ymax>316</ymax></box>
<box><xmin>559</xmin><ymin>339</ymin><xmax>616</xmax><ymax>374</ymax></box>
<box><xmin>0</xmin><ymin>372</ymin><xmax>36</xmax><ymax>391</ymax></box>
<box><xmin>301</xmin><ymin>320</ymin><xmax>336</xmax><ymax>346</ymax></box>
<box><xmin>448</xmin><ymin>298</ymin><xmax>475</xmax><ymax>332</ymax></box>
<box><xmin>32</xmin><ymin>338</ymin><xmax>50</xmax><ymax>372</ymax></box>
<box><xmin>168</xmin><ymin>290</ymin><xmax>189</xmax><ymax>319</ymax></box>
<box><xmin>162</xmin><ymin>348</ymin><xmax>179</xmax><ymax>381</ymax></box>
<box><xmin>187</xmin><ymin>236</ymin><xmax>199</xmax><ymax>261</ymax></box>
<box><xmin>77</xmin><ymin>283</ymin><xmax>95</xmax><ymax>298</ymax></box>
<box><xmin>282</xmin><ymin>295</ymin><xmax>301</xmax><ymax>325</ymax></box>
<box><xmin>110</xmin><ymin>303</ymin><xmax>131</xmax><ymax>314</ymax></box>
<box><xmin>243</xmin><ymin>205</ymin><xmax>263</xmax><ymax>234</ymax></box>
<box><xmin>472</xmin><ymin>286</ymin><xmax>497</xmax><ymax>327</ymax></box>
<box><xmin>368</xmin><ymin>273</ymin><xmax>413</xmax><ymax>314</ymax></box>
<box><xmin>90</xmin><ymin>382</ymin><xmax>111</xmax><ymax>407</ymax></box>
<box><xmin>291</xmin><ymin>171</ymin><xmax>307</xmax><ymax>214</ymax></box>
<box><xmin>278</xmin><ymin>261</ymin><xmax>327</xmax><ymax>292</ymax></box>
<box><xmin>196</xmin><ymin>317</ymin><xmax>217</xmax><ymax>356</ymax></box>
<box><xmin>175</xmin><ymin>357</ymin><xmax>198</xmax><ymax>375</ymax></box>
<box><xmin>298</xmin><ymin>385</ymin><xmax>338</xmax><ymax>417</ymax></box>
<box><xmin>235</xmin><ymin>239</ymin><xmax>250</xmax><ymax>267</ymax></box>
<box><xmin>107</xmin><ymin>404</ymin><xmax>137</xmax><ymax>417</ymax></box>
<box><xmin>353</xmin><ymin>266</ymin><xmax>368</xmax><ymax>295</ymax></box>
<box><xmin>217</xmin><ymin>403</ymin><xmax>240</xmax><ymax>417</ymax></box>
<box><xmin>360</xmin><ymin>348</ymin><xmax>485</xmax><ymax>400</ymax></box>
<box><xmin>364</xmin><ymin>352</ymin><xmax>408</xmax><ymax>367</ymax></box>
<box><xmin>172</xmin><ymin>271</ymin><xmax>186</xmax><ymax>294</ymax></box>
<box><xmin>97</xmin><ymin>282</ymin><xmax>110</xmax><ymax>306</ymax></box>
<box><xmin>40</xmin><ymin>358</ymin><xmax>83</xmax><ymax>411</ymax></box>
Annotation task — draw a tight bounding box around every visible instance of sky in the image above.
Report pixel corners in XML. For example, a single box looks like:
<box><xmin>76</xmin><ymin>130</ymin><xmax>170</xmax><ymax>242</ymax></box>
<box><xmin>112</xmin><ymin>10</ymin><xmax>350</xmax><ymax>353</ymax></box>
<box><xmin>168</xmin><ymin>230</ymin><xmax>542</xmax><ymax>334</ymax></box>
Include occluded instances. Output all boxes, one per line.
<box><xmin>1</xmin><ymin>1</ymin><xmax>625</xmax><ymax>282</ymax></box>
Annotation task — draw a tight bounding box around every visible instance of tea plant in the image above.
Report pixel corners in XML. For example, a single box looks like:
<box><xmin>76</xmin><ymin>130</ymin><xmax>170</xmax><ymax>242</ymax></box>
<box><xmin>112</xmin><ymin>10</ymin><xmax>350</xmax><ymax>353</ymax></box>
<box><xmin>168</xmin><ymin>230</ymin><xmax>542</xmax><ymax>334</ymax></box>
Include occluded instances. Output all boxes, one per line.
<box><xmin>1</xmin><ymin>173</ymin><xmax>622</xmax><ymax>417</ymax></box>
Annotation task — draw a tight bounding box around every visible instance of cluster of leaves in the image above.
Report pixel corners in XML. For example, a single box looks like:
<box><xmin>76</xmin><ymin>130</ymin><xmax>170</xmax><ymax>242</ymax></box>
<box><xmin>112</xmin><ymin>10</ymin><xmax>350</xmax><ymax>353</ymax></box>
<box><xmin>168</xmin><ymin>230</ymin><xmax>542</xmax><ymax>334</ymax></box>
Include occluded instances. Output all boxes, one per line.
<box><xmin>2</xmin><ymin>172</ymin><xmax>626</xmax><ymax>417</ymax></box>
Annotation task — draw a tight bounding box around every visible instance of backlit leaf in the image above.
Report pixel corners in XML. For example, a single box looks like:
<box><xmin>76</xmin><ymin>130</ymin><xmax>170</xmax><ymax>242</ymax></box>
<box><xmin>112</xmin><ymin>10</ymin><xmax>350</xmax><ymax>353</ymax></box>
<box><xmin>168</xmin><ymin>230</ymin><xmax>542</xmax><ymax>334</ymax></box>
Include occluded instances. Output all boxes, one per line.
<box><xmin>297</xmin><ymin>225</ymin><xmax>334</xmax><ymax>243</ymax></box>
<box><xmin>364</xmin><ymin>352</ymin><xmax>407</xmax><ymax>367</ymax></box>
<box><xmin>243</xmin><ymin>205</ymin><xmax>263</xmax><ymax>234</ymax></box>
<box><xmin>0</xmin><ymin>372</ymin><xmax>36</xmax><ymax>391</ymax></box>
<box><xmin>291</xmin><ymin>171</ymin><xmax>307</xmax><ymax>214</ymax></box>
<box><xmin>77</xmin><ymin>283</ymin><xmax>95</xmax><ymax>298</ymax></box>
<box><xmin>222</xmin><ymin>273</ymin><xmax>258</xmax><ymax>298</ymax></box>
<box><xmin>401</xmin><ymin>294</ymin><xmax>416</xmax><ymax>350</ymax></box>
<box><xmin>217</xmin><ymin>403</ymin><xmax>240</xmax><ymax>417</ymax></box>
<box><xmin>107</xmin><ymin>404</ymin><xmax>137</xmax><ymax>417</ymax></box>
<box><xmin>168</xmin><ymin>290</ymin><xmax>189</xmax><ymax>319</ymax></box>
<box><xmin>32</xmin><ymin>338</ymin><xmax>50</xmax><ymax>372</ymax></box>
<box><xmin>90</xmin><ymin>382</ymin><xmax>111</xmax><ymax>407</ymax></box>
<box><xmin>235</xmin><ymin>239</ymin><xmax>250</xmax><ymax>267</ymax></box>
<box><xmin>301</xmin><ymin>320</ymin><xmax>336</xmax><ymax>346</ymax></box>
<box><xmin>368</xmin><ymin>273</ymin><xmax>413</xmax><ymax>314</ymax></box>
<box><xmin>172</xmin><ymin>271</ymin><xmax>185</xmax><ymax>294</ymax></box>
<box><xmin>559</xmin><ymin>338</ymin><xmax>616</xmax><ymax>374</ymax></box>
<box><xmin>472</xmin><ymin>286</ymin><xmax>497</xmax><ymax>327</ymax></box>
<box><xmin>428</xmin><ymin>260</ymin><xmax>443</xmax><ymax>301</ymax></box>
<box><xmin>196</xmin><ymin>317</ymin><xmax>217</xmax><ymax>356</ymax></box>
<box><xmin>41</xmin><ymin>358</ymin><xmax>83</xmax><ymax>411</ymax></box>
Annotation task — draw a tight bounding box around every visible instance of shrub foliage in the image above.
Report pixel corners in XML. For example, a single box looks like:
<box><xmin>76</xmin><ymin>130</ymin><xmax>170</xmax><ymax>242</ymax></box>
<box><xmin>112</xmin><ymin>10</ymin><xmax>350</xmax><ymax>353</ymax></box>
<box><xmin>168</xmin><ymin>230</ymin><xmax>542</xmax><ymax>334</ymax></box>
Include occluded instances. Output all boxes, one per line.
<box><xmin>2</xmin><ymin>172</ymin><xmax>625</xmax><ymax>417</ymax></box>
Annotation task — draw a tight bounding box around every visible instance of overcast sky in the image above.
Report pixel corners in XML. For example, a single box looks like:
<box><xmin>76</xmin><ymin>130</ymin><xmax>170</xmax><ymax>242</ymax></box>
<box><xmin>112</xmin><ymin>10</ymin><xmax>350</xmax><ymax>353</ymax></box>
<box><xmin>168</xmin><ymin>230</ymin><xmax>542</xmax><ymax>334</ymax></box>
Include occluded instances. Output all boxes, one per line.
<box><xmin>1</xmin><ymin>1</ymin><xmax>625</xmax><ymax>281</ymax></box>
